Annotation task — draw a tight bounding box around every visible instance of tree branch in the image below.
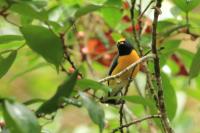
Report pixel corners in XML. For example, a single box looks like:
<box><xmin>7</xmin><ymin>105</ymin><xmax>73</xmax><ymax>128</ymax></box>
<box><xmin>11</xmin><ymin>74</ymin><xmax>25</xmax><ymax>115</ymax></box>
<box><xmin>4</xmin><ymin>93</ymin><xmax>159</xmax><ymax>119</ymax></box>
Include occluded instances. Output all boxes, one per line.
<box><xmin>151</xmin><ymin>0</ymin><xmax>174</xmax><ymax>133</ymax></box>
<box><xmin>112</xmin><ymin>114</ymin><xmax>161</xmax><ymax>133</ymax></box>
<box><xmin>98</xmin><ymin>54</ymin><xmax>155</xmax><ymax>83</ymax></box>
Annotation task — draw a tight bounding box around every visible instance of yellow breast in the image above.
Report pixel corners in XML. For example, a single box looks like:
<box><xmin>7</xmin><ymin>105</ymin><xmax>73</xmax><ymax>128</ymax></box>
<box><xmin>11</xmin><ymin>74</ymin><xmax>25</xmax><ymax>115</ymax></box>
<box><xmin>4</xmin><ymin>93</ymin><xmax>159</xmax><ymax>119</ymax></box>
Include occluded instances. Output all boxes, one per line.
<box><xmin>111</xmin><ymin>50</ymin><xmax>140</xmax><ymax>79</ymax></box>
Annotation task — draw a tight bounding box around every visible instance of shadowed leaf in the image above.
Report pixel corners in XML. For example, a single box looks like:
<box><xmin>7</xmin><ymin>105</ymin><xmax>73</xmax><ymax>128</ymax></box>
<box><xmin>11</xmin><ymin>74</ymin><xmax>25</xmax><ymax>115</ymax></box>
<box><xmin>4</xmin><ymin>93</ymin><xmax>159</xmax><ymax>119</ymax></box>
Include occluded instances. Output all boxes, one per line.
<box><xmin>0</xmin><ymin>51</ymin><xmax>17</xmax><ymax>79</ymax></box>
<box><xmin>20</xmin><ymin>25</ymin><xmax>64</xmax><ymax>69</ymax></box>
<box><xmin>36</xmin><ymin>70</ymin><xmax>78</xmax><ymax>115</ymax></box>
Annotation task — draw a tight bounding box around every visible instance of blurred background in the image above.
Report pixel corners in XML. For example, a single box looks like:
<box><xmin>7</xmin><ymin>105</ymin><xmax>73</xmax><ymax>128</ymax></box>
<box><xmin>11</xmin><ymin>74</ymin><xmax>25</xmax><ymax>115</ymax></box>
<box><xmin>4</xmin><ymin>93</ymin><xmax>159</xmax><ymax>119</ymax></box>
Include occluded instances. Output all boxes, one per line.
<box><xmin>0</xmin><ymin>0</ymin><xmax>200</xmax><ymax>133</ymax></box>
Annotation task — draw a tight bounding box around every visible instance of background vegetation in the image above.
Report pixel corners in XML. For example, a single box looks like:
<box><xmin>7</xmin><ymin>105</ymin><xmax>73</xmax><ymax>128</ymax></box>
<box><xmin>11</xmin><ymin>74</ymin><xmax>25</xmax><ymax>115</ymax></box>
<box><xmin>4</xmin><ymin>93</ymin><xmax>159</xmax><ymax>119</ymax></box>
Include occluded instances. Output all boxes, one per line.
<box><xmin>0</xmin><ymin>0</ymin><xmax>200</xmax><ymax>133</ymax></box>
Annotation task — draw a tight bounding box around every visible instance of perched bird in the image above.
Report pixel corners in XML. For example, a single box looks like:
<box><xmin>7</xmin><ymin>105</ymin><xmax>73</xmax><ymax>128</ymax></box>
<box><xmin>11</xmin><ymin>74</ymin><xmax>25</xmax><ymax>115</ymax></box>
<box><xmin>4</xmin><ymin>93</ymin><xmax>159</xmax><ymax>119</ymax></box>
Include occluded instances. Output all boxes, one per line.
<box><xmin>101</xmin><ymin>38</ymin><xmax>140</xmax><ymax>104</ymax></box>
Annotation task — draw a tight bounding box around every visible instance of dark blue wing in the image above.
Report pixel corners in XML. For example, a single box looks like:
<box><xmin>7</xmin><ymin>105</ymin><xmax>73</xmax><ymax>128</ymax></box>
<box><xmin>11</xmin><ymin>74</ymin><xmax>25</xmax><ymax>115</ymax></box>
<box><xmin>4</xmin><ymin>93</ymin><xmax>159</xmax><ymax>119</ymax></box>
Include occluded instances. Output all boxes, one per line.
<box><xmin>108</xmin><ymin>55</ymin><xmax>119</xmax><ymax>75</ymax></box>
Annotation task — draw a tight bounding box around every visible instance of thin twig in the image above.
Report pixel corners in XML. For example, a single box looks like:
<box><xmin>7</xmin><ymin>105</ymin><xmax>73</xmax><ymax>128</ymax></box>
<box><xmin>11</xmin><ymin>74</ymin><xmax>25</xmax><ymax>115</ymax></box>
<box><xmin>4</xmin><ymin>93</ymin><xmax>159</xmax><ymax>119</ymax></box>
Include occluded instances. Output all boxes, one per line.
<box><xmin>151</xmin><ymin>0</ymin><xmax>174</xmax><ymax>133</ymax></box>
<box><xmin>60</xmin><ymin>33</ymin><xmax>77</xmax><ymax>70</ymax></box>
<box><xmin>186</xmin><ymin>11</ymin><xmax>190</xmax><ymax>34</ymax></box>
<box><xmin>98</xmin><ymin>54</ymin><xmax>155</xmax><ymax>83</ymax></box>
<box><xmin>60</xmin><ymin>33</ymin><xmax>83</xmax><ymax>77</ymax></box>
<box><xmin>123</xmin><ymin>113</ymin><xmax>130</xmax><ymax>133</ymax></box>
<box><xmin>119</xmin><ymin>99</ymin><xmax>125</xmax><ymax>133</ymax></box>
<box><xmin>138</xmin><ymin>0</ymin><xmax>142</xmax><ymax>37</ymax></box>
<box><xmin>112</xmin><ymin>114</ymin><xmax>161</xmax><ymax>133</ymax></box>
<box><xmin>138</xmin><ymin>0</ymin><xmax>155</xmax><ymax>21</ymax></box>
<box><xmin>130</xmin><ymin>0</ymin><xmax>143</xmax><ymax>55</ymax></box>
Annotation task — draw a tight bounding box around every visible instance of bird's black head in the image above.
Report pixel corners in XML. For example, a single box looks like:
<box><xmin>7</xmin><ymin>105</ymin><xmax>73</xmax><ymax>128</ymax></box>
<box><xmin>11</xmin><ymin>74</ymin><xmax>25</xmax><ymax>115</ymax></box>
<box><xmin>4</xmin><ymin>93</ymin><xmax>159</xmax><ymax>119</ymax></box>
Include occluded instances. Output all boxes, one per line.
<box><xmin>117</xmin><ymin>39</ymin><xmax>134</xmax><ymax>56</ymax></box>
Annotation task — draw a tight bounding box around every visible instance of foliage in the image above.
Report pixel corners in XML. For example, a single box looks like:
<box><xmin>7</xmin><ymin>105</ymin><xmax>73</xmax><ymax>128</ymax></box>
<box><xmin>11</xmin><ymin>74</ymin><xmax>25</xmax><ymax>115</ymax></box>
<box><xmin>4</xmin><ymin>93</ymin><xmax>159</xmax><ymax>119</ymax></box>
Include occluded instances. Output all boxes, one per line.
<box><xmin>0</xmin><ymin>0</ymin><xmax>200</xmax><ymax>133</ymax></box>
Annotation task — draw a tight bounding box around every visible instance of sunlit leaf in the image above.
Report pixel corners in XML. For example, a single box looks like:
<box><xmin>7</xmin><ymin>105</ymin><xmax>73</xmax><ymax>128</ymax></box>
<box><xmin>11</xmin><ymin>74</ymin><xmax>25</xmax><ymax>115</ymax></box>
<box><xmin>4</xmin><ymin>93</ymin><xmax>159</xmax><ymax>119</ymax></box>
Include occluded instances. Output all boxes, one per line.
<box><xmin>162</xmin><ymin>73</ymin><xmax>177</xmax><ymax>121</ymax></box>
<box><xmin>111</xmin><ymin>33</ymin><xmax>123</xmax><ymax>42</ymax></box>
<box><xmin>100</xmin><ymin>7</ymin><xmax>122</xmax><ymax>29</ymax></box>
<box><xmin>0</xmin><ymin>35</ymin><xmax>24</xmax><ymax>45</ymax></box>
<box><xmin>20</xmin><ymin>25</ymin><xmax>64</xmax><ymax>69</ymax></box>
<box><xmin>80</xmin><ymin>92</ymin><xmax>104</xmax><ymax>133</ymax></box>
<box><xmin>172</xmin><ymin>0</ymin><xmax>200</xmax><ymax>12</ymax></box>
<box><xmin>3</xmin><ymin>100</ymin><xmax>41</xmax><ymax>133</ymax></box>
<box><xmin>100</xmin><ymin>0</ymin><xmax>122</xmax><ymax>29</ymax></box>
<box><xmin>189</xmin><ymin>47</ymin><xmax>200</xmax><ymax>79</ymax></box>
<box><xmin>77</xmin><ymin>79</ymin><xmax>111</xmax><ymax>93</ymax></box>
<box><xmin>36</xmin><ymin>70</ymin><xmax>78</xmax><ymax>115</ymax></box>
<box><xmin>0</xmin><ymin>51</ymin><xmax>17</xmax><ymax>79</ymax></box>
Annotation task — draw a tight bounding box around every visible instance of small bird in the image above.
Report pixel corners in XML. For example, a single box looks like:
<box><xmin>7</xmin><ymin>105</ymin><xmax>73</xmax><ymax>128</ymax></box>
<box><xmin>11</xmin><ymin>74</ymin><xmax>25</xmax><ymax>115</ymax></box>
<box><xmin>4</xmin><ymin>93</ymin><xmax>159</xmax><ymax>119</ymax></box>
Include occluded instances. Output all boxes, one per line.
<box><xmin>101</xmin><ymin>38</ymin><xmax>140</xmax><ymax>104</ymax></box>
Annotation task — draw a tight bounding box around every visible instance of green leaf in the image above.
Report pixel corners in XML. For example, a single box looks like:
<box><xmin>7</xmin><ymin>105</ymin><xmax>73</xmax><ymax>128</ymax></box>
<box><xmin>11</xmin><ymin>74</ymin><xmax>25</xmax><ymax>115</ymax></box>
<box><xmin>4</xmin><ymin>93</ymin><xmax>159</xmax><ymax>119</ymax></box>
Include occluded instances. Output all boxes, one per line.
<box><xmin>161</xmin><ymin>40</ymin><xmax>181</xmax><ymax>54</ymax></box>
<box><xmin>0</xmin><ymin>35</ymin><xmax>24</xmax><ymax>45</ymax></box>
<box><xmin>3</xmin><ymin>100</ymin><xmax>41</xmax><ymax>133</ymax></box>
<box><xmin>103</xmin><ymin>0</ymin><xmax>122</xmax><ymax>8</ymax></box>
<box><xmin>189</xmin><ymin>47</ymin><xmax>200</xmax><ymax>79</ymax></box>
<box><xmin>36</xmin><ymin>70</ymin><xmax>79</xmax><ymax>115</ymax></box>
<box><xmin>161</xmin><ymin>73</ymin><xmax>177</xmax><ymax>121</ymax></box>
<box><xmin>10</xmin><ymin>2</ymin><xmax>48</xmax><ymax>20</ymax></box>
<box><xmin>100</xmin><ymin>0</ymin><xmax>122</xmax><ymax>29</ymax></box>
<box><xmin>121</xmin><ymin>96</ymin><xmax>152</xmax><ymax>106</ymax></box>
<box><xmin>178</xmin><ymin>49</ymin><xmax>194</xmax><ymax>68</ymax></box>
<box><xmin>75</xmin><ymin>4</ymin><xmax>102</xmax><ymax>18</ymax></box>
<box><xmin>20</xmin><ymin>25</ymin><xmax>64</xmax><ymax>69</ymax></box>
<box><xmin>76</xmin><ymin>79</ymin><xmax>111</xmax><ymax>93</ymax></box>
<box><xmin>0</xmin><ymin>51</ymin><xmax>17</xmax><ymax>79</ymax></box>
<box><xmin>160</xmin><ymin>40</ymin><xmax>181</xmax><ymax>67</ymax></box>
<box><xmin>80</xmin><ymin>92</ymin><xmax>104</xmax><ymax>133</ymax></box>
<box><xmin>157</xmin><ymin>20</ymin><xmax>176</xmax><ymax>33</ymax></box>
<box><xmin>100</xmin><ymin>7</ymin><xmax>122</xmax><ymax>29</ymax></box>
<box><xmin>162</xmin><ymin>25</ymin><xmax>188</xmax><ymax>37</ymax></box>
<box><xmin>172</xmin><ymin>0</ymin><xmax>200</xmax><ymax>12</ymax></box>
<box><xmin>111</xmin><ymin>33</ymin><xmax>123</xmax><ymax>42</ymax></box>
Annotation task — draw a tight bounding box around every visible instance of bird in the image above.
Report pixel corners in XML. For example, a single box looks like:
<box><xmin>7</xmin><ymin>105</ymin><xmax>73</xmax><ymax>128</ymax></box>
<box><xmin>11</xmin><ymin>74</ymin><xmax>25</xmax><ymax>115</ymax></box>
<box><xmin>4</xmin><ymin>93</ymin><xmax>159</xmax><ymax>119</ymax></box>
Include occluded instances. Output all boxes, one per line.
<box><xmin>101</xmin><ymin>38</ymin><xmax>140</xmax><ymax>104</ymax></box>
